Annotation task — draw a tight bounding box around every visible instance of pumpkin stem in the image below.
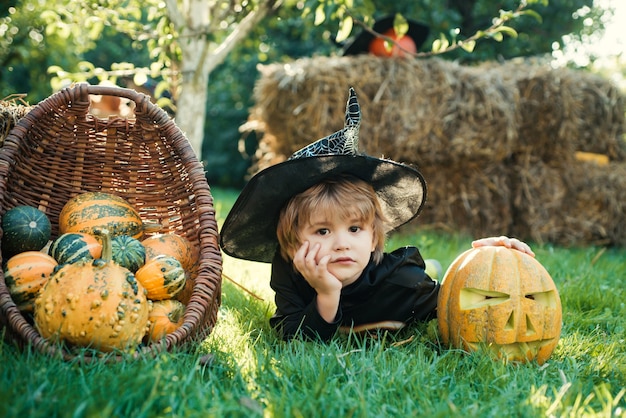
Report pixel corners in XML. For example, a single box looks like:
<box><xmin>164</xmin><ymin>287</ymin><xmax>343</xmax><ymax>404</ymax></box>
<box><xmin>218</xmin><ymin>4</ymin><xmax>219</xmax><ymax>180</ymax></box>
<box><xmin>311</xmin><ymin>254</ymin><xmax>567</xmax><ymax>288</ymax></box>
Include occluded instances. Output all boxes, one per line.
<box><xmin>93</xmin><ymin>228</ymin><xmax>112</xmax><ymax>262</ymax></box>
<box><xmin>142</xmin><ymin>222</ymin><xmax>163</xmax><ymax>234</ymax></box>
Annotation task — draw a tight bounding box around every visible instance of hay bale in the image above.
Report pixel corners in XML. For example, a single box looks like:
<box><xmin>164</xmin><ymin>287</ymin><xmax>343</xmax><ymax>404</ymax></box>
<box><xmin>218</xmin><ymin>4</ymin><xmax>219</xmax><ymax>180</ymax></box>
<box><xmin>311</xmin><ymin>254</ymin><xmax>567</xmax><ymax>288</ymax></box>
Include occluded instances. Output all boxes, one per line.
<box><xmin>413</xmin><ymin>161</ymin><xmax>513</xmax><ymax>238</ymax></box>
<box><xmin>509</xmin><ymin>153</ymin><xmax>573</xmax><ymax>244</ymax></box>
<box><xmin>490</xmin><ymin>61</ymin><xmax>626</xmax><ymax>162</ymax></box>
<box><xmin>511</xmin><ymin>153</ymin><xmax>626</xmax><ymax>246</ymax></box>
<box><xmin>1</xmin><ymin>96</ymin><xmax>32</xmax><ymax>147</ymax></box>
<box><xmin>244</xmin><ymin>56</ymin><xmax>626</xmax><ymax>247</ymax></box>
<box><xmin>248</xmin><ymin>55</ymin><xmax>519</xmax><ymax>171</ymax></box>
<box><xmin>564</xmin><ymin>72</ymin><xmax>626</xmax><ymax>161</ymax></box>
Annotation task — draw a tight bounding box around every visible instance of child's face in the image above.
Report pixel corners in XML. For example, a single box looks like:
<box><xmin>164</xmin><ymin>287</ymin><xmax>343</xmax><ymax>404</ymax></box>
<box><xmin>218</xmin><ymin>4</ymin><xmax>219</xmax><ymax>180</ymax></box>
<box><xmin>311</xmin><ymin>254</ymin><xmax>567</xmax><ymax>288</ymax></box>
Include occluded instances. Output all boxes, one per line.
<box><xmin>298</xmin><ymin>210</ymin><xmax>376</xmax><ymax>285</ymax></box>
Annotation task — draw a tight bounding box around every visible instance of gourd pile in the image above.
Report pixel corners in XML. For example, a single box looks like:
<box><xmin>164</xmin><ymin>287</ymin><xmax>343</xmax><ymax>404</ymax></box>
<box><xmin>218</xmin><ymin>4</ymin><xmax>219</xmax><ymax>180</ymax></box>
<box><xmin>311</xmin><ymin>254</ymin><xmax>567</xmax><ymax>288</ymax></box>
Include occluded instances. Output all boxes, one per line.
<box><xmin>2</xmin><ymin>191</ymin><xmax>198</xmax><ymax>353</ymax></box>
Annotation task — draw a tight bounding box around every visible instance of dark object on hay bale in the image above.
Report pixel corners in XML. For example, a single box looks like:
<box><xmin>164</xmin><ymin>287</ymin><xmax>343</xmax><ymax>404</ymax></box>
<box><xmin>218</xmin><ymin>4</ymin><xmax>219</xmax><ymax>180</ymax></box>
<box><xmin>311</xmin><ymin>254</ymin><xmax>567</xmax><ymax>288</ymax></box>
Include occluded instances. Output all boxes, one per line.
<box><xmin>0</xmin><ymin>83</ymin><xmax>223</xmax><ymax>360</ymax></box>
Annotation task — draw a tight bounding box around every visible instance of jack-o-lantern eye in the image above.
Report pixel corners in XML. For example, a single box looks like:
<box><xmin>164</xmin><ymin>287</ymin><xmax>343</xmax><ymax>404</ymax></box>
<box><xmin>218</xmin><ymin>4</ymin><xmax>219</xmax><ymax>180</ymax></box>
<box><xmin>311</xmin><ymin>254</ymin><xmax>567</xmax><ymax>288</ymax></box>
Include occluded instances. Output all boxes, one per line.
<box><xmin>459</xmin><ymin>288</ymin><xmax>510</xmax><ymax>309</ymax></box>
<box><xmin>524</xmin><ymin>290</ymin><xmax>558</xmax><ymax>308</ymax></box>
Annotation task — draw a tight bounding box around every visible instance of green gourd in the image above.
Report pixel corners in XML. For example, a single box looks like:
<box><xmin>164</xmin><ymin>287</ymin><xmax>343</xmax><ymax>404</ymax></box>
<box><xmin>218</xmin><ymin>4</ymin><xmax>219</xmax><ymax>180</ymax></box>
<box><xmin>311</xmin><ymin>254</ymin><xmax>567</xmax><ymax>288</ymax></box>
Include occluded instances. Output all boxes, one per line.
<box><xmin>48</xmin><ymin>232</ymin><xmax>102</xmax><ymax>265</ymax></box>
<box><xmin>1</xmin><ymin>205</ymin><xmax>52</xmax><ymax>257</ymax></box>
<box><xmin>111</xmin><ymin>235</ymin><xmax>146</xmax><ymax>273</ymax></box>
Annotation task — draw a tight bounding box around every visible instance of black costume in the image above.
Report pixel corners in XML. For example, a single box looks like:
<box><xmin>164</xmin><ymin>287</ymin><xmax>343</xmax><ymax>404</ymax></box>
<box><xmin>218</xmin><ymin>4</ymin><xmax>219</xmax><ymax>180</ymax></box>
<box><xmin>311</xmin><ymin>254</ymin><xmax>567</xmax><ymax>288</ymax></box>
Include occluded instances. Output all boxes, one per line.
<box><xmin>269</xmin><ymin>246</ymin><xmax>439</xmax><ymax>341</ymax></box>
<box><xmin>220</xmin><ymin>88</ymin><xmax>433</xmax><ymax>343</ymax></box>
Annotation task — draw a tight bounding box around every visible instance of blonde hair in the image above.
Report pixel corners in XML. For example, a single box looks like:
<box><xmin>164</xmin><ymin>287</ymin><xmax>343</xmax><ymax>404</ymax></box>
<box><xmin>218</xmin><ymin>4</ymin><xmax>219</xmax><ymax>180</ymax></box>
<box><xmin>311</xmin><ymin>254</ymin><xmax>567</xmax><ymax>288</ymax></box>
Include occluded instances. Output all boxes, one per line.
<box><xmin>276</xmin><ymin>175</ymin><xmax>387</xmax><ymax>264</ymax></box>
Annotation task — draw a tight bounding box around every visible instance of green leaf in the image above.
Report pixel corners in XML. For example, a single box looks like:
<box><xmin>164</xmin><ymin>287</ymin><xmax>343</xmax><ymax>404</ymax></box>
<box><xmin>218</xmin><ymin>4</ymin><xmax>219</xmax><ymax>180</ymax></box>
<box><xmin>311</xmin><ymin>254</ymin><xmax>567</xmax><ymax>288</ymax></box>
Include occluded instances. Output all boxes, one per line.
<box><xmin>77</xmin><ymin>61</ymin><xmax>96</xmax><ymax>73</ymax></box>
<box><xmin>335</xmin><ymin>17</ymin><xmax>353</xmax><ymax>44</ymax></box>
<box><xmin>492</xmin><ymin>25</ymin><xmax>518</xmax><ymax>38</ymax></box>
<box><xmin>460</xmin><ymin>40</ymin><xmax>476</xmax><ymax>53</ymax></box>
<box><xmin>431</xmin><ymin>34</ymin><xmax>450</xmax><ymax>53</ymax></box>
<box><xmin>520</xmin><ymin>9</ymin><xmax>543</xmax><ymax>23</ymax></box>
<box><xmin>314</xmin><ymin>4</ymin><xmax>326</xmax><ymax>26</ymax></box>
<box><xmin>392</xmin><ymin>13</ymin><xmax>409</xmax><ymax>38</ymax></box>
<box><xmin>491</xmin><ymin>32</ymin><xmax>504</xmax><ymax>42</ymax></box>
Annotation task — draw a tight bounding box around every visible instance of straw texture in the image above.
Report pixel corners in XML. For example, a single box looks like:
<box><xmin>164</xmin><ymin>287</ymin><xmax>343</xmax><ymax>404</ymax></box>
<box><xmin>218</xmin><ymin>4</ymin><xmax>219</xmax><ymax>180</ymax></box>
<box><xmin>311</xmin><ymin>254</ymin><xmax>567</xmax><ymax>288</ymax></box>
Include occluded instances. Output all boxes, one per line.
<box><xmin>242</xmin><ymin>55</ymin><xmax>626</xmax><ymax>247</ymax></box>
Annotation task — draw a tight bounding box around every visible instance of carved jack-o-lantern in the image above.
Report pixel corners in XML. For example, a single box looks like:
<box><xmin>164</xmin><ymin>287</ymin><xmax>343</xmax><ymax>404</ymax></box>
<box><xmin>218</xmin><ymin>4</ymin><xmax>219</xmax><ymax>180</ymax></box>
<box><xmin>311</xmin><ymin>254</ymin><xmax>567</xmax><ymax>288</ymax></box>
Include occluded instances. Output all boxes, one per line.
<box><xmin>437</xmin><ymin>246</ymin><xmax>562</xmax><ymax>364</ymax></box>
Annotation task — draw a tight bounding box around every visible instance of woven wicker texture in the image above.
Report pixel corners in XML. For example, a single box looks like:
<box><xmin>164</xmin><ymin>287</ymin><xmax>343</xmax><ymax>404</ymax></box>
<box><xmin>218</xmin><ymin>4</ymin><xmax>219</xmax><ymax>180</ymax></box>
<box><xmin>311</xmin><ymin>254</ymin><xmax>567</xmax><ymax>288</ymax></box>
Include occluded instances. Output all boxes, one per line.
<box><xmin>0</xmin><ymin>83</ymin><xmax>222</xmax><ymax>360</ymax></box>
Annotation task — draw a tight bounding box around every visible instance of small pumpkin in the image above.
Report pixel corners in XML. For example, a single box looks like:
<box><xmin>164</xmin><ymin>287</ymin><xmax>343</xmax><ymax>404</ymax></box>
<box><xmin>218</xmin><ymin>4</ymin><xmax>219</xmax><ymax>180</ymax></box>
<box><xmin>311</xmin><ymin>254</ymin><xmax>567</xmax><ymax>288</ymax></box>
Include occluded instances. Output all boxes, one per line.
<box><xmin>1</xmin><ymin>205</ymin><xmax>52</xmax><ymax>257</ymax></box>
<box><xmin>437</xmin><ymin>246</ymin><xmax>562</xmax><ymax>365</ymax></box>
<box><xmin>48</xmin><ymin>232</ymin><xmax>102</xmax><ymax>265</ymax></box>
<box><xmin>142</xmin><ymin>233</ymin><xmax>198</xmax><ymax>272</ymax></box>
<box><xmin>58</xmin><ymin>191</ymin><xmax>159</xmax><ymax>240</ymax></box>
<box><xmin>145</xmin><ymin>299</ymin><xmax>185</xmax><ymax>342</ymax></box>
<box><xmin>111</xmin><ymin>235</ymin><xmax>145</xmax><ymax>273</ymax></box>
<box><xmin>135</xmin><ymin>255</ymin><xmax>186</xmax><ymax>300</ymax></box>
<box><xmin>368</xmin><ymin>28</ymin><xmax>417</xmax><ymax>57</ymax></box>
<box><xmin>34</xmin><ymin>228</ymin><xmax>150</xmax><ymax>352</ymax></box>
<box><xmin>4</xmin><ymin>251</ymin><xmax>58</xmax><ymax>313</ymax></box>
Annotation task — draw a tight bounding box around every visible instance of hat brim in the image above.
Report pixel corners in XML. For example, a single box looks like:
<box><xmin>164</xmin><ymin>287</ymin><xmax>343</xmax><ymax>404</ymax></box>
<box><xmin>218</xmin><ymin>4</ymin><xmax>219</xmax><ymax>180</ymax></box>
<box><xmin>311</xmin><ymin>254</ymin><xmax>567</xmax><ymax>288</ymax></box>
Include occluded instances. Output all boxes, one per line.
<box><xmin>220</xmin><ymin>154</ymin><xmax>427</xmax><ymax>263</ymax></box>
<box><xmin>342</xmin><ymin>15</ymin><xmax>430</xmax><ymax>56</ymax></box>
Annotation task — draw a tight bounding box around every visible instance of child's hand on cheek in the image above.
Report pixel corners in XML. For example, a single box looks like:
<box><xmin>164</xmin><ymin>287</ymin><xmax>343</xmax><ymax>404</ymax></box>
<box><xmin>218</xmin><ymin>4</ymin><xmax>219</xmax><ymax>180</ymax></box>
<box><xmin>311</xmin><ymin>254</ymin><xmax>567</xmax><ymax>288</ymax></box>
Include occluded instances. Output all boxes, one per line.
<box><xmin>293</xmin><ymin>241</ymin><xmax>342</xmax><ymax>295</ymax></box>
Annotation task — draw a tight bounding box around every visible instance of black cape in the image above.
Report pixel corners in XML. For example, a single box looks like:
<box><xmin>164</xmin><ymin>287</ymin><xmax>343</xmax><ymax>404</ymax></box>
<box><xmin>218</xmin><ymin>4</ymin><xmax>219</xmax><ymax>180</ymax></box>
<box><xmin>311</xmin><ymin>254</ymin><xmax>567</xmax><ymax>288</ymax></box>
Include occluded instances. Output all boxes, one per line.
<box><xmin>269</xmin><ymin>246</ymin><xmax>440</xmax><ymax>341</ymax></box>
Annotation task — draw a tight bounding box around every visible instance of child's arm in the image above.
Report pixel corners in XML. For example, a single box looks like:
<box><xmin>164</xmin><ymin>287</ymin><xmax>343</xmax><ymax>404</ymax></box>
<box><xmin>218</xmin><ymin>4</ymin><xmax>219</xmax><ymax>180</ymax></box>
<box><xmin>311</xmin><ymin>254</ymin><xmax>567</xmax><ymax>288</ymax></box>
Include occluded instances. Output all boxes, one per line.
<box><xmin>292</xmin><ymin>241</ymin><xmax>342</xmax><ymax>323</ymax></box>
<box><xmin>269</xmin><ymin>251</ymin><xmax>342</xmax><ymax>341</ymax></box>
<box><xmin>471</xmin><ymin>236</ymin><xmax>535</xmax><ymax>257</ymax></box>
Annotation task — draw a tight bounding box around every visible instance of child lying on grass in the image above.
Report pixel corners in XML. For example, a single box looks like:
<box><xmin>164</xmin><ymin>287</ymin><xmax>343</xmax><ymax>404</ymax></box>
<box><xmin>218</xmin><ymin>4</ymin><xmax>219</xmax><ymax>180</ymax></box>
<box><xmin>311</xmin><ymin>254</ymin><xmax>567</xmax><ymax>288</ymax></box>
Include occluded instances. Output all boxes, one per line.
<box><xmin>220</xmin><ymin>88</ymin><xmax>533</xmax><ymax>341</ymax></box>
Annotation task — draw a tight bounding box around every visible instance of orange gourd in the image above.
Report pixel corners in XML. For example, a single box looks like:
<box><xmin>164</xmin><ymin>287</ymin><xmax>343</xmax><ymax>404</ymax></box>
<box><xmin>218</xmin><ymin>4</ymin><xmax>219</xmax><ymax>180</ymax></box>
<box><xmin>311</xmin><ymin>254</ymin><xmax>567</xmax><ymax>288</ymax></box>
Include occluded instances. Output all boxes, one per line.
<box><xmin>135</xmin><ymin>255</ymin><xmax>186</xmax><ymax>300</ymax></box>
<box><xmin>58</xmin><ymin>191</ymin><xmax>157</xmax><ymax>240</ymax></box>
<box><xmin>145</xmin><ymin>299</ymin><xmax>185</xmax><ymax>342</ymax></box>
<box><xmin>4</xmin><ymin>251</ymin><xmax>58</xmax><ymax>313</ymax></box>
<box><xmin>174</xmin><ymin>270</ymin><xmax>194</xmax><ymax>305</ymax></box>
<box><xmin>437</xmin><ymin>246</ymin><xmax>562</xmax><ymax>364</ymax></box>
<box><xmin>142</xmin><ymin>233</ymin><xmax>198</xmax><ymax>272</ymax></box>
<box><xmin>34</xmin><ymin>229</ymin><xmax>150</xmax><ymax>352</ymax></box>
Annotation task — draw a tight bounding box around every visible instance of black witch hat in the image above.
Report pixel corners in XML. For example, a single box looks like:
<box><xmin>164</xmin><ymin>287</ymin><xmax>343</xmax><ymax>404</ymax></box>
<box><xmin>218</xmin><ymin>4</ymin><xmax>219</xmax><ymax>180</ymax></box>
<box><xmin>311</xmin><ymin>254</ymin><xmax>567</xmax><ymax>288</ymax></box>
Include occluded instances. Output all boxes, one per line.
<box><xmin>220</xmin><ymin>88</ymin><xmax>427</xmax><ymax>263</ymax></box>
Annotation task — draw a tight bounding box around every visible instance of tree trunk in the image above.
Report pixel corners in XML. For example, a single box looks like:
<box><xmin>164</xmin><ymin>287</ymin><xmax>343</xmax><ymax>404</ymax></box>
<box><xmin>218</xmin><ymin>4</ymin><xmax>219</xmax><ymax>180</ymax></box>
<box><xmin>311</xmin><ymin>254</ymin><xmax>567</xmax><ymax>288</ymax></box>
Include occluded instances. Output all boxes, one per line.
<box><xmin>176</xmin><ymin>35</ymin><xmax>211</xmax><ymax>158</ymax></box>
<box><xmin>165</xmin><ymin>0</ymin><xmax>281</xmax><ymax>159</ymax></box>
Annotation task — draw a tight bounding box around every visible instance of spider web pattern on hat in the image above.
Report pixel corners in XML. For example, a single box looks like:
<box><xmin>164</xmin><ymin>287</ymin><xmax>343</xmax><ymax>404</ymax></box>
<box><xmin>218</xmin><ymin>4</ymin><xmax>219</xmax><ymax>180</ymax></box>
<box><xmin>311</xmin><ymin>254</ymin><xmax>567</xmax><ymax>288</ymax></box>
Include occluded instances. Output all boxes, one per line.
<box><xmin>289</xmin><ymin>87</ymin><xmax>361</xmax><ymax>159</ymax></box>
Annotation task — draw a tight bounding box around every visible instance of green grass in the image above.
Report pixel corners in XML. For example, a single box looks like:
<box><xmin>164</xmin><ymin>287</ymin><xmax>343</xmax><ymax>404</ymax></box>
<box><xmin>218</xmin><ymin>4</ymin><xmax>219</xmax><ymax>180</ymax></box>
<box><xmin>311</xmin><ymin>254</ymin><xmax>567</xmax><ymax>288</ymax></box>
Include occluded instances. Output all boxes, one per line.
<box><xmin>1</xmin><ymin>186</ymin><xmax>625</xmax><ymax>417</ymax></box>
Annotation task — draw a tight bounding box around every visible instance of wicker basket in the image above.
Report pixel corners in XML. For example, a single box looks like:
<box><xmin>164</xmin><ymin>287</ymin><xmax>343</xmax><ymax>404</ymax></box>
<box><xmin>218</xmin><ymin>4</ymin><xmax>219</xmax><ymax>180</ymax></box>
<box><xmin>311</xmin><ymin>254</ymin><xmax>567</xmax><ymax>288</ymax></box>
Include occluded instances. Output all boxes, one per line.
<box><xmin>0</xmin><ymin>83</ymin><xmax>223</xmax><ymax>360</ymax></box>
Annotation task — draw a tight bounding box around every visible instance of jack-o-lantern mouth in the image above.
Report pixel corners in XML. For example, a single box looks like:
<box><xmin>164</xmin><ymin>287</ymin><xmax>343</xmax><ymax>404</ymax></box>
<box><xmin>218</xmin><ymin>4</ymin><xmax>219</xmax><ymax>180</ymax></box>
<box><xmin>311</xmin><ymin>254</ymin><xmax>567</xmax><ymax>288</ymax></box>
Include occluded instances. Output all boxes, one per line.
<box><xmin>466</xmin><ymin>339</ymin><xmax>558</xmax><ymax>362</ymax></box>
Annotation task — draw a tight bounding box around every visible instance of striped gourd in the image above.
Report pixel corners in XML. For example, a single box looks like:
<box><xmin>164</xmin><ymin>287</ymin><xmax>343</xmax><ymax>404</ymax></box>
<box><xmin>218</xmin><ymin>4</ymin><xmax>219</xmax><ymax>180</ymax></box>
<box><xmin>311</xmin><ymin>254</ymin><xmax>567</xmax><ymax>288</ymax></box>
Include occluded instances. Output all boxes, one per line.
<box><xmin>135</xmin><ymin>255</ymin><xmax>186</xmax><ymax>300</ymax></box>
<box><xmin>111</xmin><ymin>234</ymin><xmax>146</xmax><ymax>273</ymax></box>
<box><xmin>48</xmin><ymin>232</ymin><xmax>102</xmax><ymax>265</ymax></box>
<box><xmin>58</xmin><ymin>192</ymin><xmax>146</xmax><ymax>240</ymax></box>
<box><xmin>142</xmin><ymin>233</ymin><xmax>198</xmax><ymax>272</ymax></box>
<box><xmin>4</xmin><ymin>251</ymin><xmax>58</xmax><ymax>312</ymax></box>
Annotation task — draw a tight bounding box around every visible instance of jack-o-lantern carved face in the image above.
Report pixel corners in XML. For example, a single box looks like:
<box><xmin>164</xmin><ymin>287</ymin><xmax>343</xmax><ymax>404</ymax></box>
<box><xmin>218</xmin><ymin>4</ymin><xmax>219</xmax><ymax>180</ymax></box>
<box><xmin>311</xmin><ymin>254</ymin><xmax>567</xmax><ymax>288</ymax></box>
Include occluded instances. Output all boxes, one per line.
<box><xmin>437</xmin><ymin>246</ymin><xmax>562</xmax><ymax>364</ymax></box>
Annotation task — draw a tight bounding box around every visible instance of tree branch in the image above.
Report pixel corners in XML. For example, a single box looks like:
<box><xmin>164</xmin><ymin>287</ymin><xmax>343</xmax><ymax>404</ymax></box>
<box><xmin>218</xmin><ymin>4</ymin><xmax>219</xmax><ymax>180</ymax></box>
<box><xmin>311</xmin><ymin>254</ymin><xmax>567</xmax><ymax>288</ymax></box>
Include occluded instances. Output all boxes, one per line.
<box><xmin>204</xmin><ymin>0</ymin><xmax>282</xmax><ymax>74</ymax></box>
<box><xmin>164</xmin><ymin>0</ymin><xmax>185</xmax><ymax>29</ymax></box>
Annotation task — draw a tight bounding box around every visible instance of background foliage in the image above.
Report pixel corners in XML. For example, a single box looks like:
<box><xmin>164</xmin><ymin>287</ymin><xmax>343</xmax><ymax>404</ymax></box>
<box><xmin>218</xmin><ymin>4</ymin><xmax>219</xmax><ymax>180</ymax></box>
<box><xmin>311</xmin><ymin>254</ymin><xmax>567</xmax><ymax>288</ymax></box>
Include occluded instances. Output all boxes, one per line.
<box><xmin>0</xmin><ymin>0</ymin><xmax>611</xmax><ymax>188</ymax></box>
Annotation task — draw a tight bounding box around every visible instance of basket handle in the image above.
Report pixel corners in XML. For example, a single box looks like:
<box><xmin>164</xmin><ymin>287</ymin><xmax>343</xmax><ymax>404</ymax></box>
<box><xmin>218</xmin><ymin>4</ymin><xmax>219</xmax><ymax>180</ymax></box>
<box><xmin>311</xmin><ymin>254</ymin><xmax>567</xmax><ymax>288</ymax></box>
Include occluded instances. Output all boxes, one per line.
<box><xmin>75</xmin><ymin>82</ymin><xmax>169</xmax><ymax>124</ymax></box>
<box><xmin>81</xmin><ymin>83</ymin><xmax>147</xmax><ymax>103</ymax></box>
